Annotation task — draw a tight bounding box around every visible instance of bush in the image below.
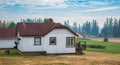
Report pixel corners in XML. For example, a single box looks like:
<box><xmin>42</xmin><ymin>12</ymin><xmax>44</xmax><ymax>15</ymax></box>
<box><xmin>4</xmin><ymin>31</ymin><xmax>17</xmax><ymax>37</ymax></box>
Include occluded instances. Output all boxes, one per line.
<box><xmin>80</xmin><ymin>38</ymin><xmax>90</xmax><ymax>40</ymax></box>
<box><xmin>103</xmin><ymin>38</ymin><xmax>109</xmax><ymax>42</ymax></box>
<box><xmin>87</xmin><ymin>44</ymin><xmax>106</xmax><ymax>49</ymax></box>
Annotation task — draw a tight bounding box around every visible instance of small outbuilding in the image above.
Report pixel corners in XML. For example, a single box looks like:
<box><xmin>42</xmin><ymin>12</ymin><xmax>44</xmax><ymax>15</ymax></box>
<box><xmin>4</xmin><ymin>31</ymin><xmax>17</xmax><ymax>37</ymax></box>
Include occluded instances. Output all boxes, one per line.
<box><xmin>0</xmin><ymin>28</ymin><xmax>16</xmax><ymax>49</ymax></box>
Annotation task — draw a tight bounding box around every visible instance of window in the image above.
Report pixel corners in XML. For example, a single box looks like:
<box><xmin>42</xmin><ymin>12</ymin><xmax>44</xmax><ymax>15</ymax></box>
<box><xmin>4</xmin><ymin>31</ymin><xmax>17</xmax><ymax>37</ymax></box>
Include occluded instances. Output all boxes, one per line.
<box><xmin>66</xmin><ymin>37</ymin><xmax>75</xmax><ymax>47</ymax></box>
<box><xmin>34</xmin><ymin>37</ymin><xmax>41</xmax><ymax>45</ymax></box>
<box><xmin>50</xmin><ymin>37</ymin><xmax>56</xmax><ymax>45</ymax></box>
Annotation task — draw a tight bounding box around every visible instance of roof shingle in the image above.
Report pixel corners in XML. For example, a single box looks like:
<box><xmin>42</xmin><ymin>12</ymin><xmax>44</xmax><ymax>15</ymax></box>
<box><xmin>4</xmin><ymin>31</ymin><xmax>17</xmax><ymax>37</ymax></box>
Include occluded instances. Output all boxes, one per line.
<box><xmin>0</xmin><ymin>28</ymin><xmax>16</xmax><ymax>38</ymax></box>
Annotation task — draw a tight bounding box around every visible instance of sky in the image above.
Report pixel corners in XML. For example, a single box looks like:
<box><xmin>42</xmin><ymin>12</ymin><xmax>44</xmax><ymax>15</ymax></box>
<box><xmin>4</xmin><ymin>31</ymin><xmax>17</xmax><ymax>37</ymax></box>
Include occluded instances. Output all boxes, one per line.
<box><xmin>0</xmin><ymin>0</ymin><xmax>120</xmax><ymax>27</ymax></box>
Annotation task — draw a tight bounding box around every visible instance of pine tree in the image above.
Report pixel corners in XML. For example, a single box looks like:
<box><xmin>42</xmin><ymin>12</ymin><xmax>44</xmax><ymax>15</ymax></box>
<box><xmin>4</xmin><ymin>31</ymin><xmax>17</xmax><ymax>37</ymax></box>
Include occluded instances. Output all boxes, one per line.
<box><xmin>64</xmin><ymin>21</ymin><xmax>67</xmax><ymax>26</ymax></box>
<box><xmin>82</xmin><ymin>23</ymin><xmax>86</xmax><ymax>35</ymax></box>
<box><xmin>113</xmin><ymin>18</ymin><xmax>118</xmax><ymax>37</ymax></box>
<box><xmin>108</xmin><ymin>17</ymin><xmax>113</xmax><ymax>37</ymax></box>
<box><xmin>100</xmin><ymin>18</ymin><xmax>113</xmax><ymax>37</ymax></box>
<box><xmin>118</xmin><ymin>19</ymin><xmax>120</xmax><ymax>37</ymax></box>
<box><xmin>73</xmin><ymin>22</ymin><xmax>77</xmax><ymax>33</ymax></box>
<box><xmin>86</xmin><ymin>21</ymin><xmax>90</xmax><ymax>35</ymax></box>
<box><xmin>44</xmin><ymin>18</ymin><xmax>49</xmax><ymax>23</ymax></box>
<box><xmin>91</xmin><ymin>19</ymin><xmax>99</xmax><ymax>36</ymax></box>
<box><xmin>81</xmin><ymin>21</ymin><xmax>91</xmax><ymax>35</ymax></box>
<box><xmin>78</xmin><ymin>24</ymin><xmax>81</xmax><ymax>34</ymax></box>
<box><xmin>101</xmin><ymin>22</ymin><xmax>108</xmax><ymax>37</ymax></box>
<box><xmin>64</xmin><ymin>20</ymin><xmax>70</xmax><ymax>28</ymax></box>
<box><xmin>0</xmin><ymin>20</ymin><xmax>1</xmax><ymax>27</ymax></box>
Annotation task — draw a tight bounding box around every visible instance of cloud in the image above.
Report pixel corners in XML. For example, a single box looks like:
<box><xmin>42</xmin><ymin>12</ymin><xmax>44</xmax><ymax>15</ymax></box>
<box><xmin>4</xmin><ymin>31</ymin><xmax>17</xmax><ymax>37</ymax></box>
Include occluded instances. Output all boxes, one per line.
<box><xmin>0</xmin><ymin>0</ymin><xmax>120</xmax><ymax>15</ymax></box>
<box><xmin>85</xmin><ymin>6</ymin><xmax>120</xmax><ymax>12</ymax></box>
<box><xmin>0</xmin><ymin>0</ymin><xmax>64</xmax><ymax>5</ymax></box>
<box><xmin>0</xmin><ymin>0</ymin><xmax>67</xmax><ymax>9</ymax></box>
<box><xmin>89</xmin><ymin>1</ymin><xmax>110</xmax><ymax>6</ymax></box>
<box><xmin>63</xmin><ymin>0</ymin><xmax>114</xmax><ymax>8</ymax></box>
<box><xmin>0</xmin><ymin>0</ymin><xmax>115</xmax><ymax>9</ymax></box>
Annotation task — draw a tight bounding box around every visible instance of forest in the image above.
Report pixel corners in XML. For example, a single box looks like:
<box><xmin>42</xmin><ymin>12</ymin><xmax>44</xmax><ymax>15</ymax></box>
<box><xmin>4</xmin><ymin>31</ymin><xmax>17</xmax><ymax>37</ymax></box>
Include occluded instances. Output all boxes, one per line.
<box><xmin>65</xmin><ymin>17</ymin><xmax>120</xmax><ymax>38</ymax></box>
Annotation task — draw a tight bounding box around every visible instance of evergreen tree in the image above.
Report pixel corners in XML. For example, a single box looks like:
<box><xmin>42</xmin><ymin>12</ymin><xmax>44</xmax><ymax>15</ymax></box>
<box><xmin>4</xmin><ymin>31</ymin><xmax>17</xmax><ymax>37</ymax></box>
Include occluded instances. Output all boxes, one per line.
<box><xmin>21</xmin><ymin>18</ymin><xmax>43</xmax><ymax>23</ymax></box>
<box><xmin>108</xmin><ymin>17</ymin><xmax>113</xmax><ymax>37</ymax></box>
<box><xmin>82</xmin><ymin>23</ymin><xmax>87</xmax><ymax>35</ymax></box>
<box><xmin>112</xmin><ymin>18</ymin><xmax>118</xmax><ymax>37</ymax></box>
<box><xmin>48</xmin><ymin>18</ymin><xmax>54</xmax><ymax>23</ymax></box>
<box><xmin>44</xmin><ymin>18</ymin><xmax>54</xmax><ymax>23</ymax></box>
<box><xmin>26</xmin><ymin>18</ymin><xmax>34</xmax><ymax>23</ymax></box>
<box><xmin>116</xmin><ymin>19</ymin><xmax>119</xmax><ymax>37</ymax></box>
<box><xmin>87</xmin><ymin>21</ymin><xmax>91</xmax><ymax>35</ymax></box>
<box><xmin>78</xmin><ymin>24</ymin><xmax>81</xmax><ymax>33</ymax></box>
<box><xmin>22</xmin><ymin>19</ymin><xmax>26</xmax><ymax>22</ymax></box>
<box><xmin>3</xmin><ymin>21</ymin><xmax>6</xmax><ymax>28</ymax></box>
<box><xmin>8</xmin><ymin>21</ymin><xmax>16</xmax><ymax>28</ymax></box>
<box><xmin>91</xmin><ymin>20</ymin><xmax>99</xmax><ymax>36</ymax></box>
<box><xmin>0</xmin><ymin>20</ymin><xmax>2</xmax><ymax>27</ymax></box>
<box><xmin>100</xmin><ymin>18</ymin><xmax>113</xmax><ymax>37</ymax></box>
<box><xmin>73</xmin><ymin>22</ymin><xmax>77</xmax><ymax>32</ymax></box>
<box><xmin>39</xmin><ymin>18</ymin><xmax>43</xmax><ymax>23</ymax></box>
<box><xmin>81</xmin><ymin>21</ymin><xmax>91</xmax><ymax>35</ymax></box>
<box><xmin>67</xmin><ymin>20</ymin><xmax>70</xmax><ymax>28</ymax></box>
<box><xmin>44</xmin><ymin>18</ymin><xmax>49</xmax><ymax>23</ymax></box>
<box><xmin>64</xmin><ymin>21</ymin><xmax>67</xmax><ymax>26</ymax></box>
<box><xmin>64</xmin><ymin>20</ymin><xmax>70</xmax><ymax>28</ymax></box>
<box><xmin>118</xmin><ymin>19</ymin><xmax>120</xmax><ymax>37</ymax></box>
<box><xmin>101</xmin><ymin>22</ymin><xmax>108</xmax><ymax>38</ymax></box>
<box><xmin>105</xmin><ymin>18</ymin><xmax>113</xmax><ymax>37</ymax></box>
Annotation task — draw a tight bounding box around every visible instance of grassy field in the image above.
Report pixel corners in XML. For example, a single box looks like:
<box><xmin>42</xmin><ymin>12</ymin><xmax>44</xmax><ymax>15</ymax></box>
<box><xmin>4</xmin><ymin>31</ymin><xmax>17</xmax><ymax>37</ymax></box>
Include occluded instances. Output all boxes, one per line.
<box><xmin>0</xmin><ymin>51</ymin><xmax>120</xmax><ymax>65</ymax></box>
<box><xmin>87</xmin><ymin>37</ymin><xmax>120</xmax><ymax>43</ymax></box>
<box><xmin>77</xmin><ymin>39</ymin><xmax>120</xmax><ymax>54</ymax></box>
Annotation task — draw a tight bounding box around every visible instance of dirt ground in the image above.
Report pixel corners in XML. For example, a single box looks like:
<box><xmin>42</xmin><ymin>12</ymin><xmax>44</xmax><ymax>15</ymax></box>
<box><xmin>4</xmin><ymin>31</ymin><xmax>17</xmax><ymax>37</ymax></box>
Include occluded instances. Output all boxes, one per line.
<box><xmin>87</xmin><ymin>37</ymin><xmax>120</xmax><ymax>43</ymax></box>
<box><xmin>0</xmin><ymin>52</ymin><xmax>120</xmax><ymax>65</ymax></box>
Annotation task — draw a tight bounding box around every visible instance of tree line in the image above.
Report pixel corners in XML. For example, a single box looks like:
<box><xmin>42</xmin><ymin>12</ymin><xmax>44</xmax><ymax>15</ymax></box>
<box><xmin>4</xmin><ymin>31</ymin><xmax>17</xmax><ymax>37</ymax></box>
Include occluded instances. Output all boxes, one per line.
<box><xmin>0</xmin><ymin>18</ymin><xmax>53</xmax><ymax>28</ymax></box>
<box><xmin>100</xmin><ymin>18</ymin><xmax>120</xmax><ymax>37</ymax></box>
<box><xmin>0</xmin><ymin>20</ymin><xmax>16</xmax><ymax>28</ymax></box>
<box><xmin>1</xmin><ymin>17</ymin><xmax>120</xmax><ymax>38</ymax></box>
<box><xmin>21</xmin><ymin>18</ymin><xmax>54</xmax><ymax>23</ymax></box>
<box><xmin>64</xmin><ymin>17</ymin><xmax>120</xmax><ymax>38</ymax></box>
<box><xmin>64</xmin><ymin>19</ymin><xmax>99</xmax><ymax>37</ymax></box>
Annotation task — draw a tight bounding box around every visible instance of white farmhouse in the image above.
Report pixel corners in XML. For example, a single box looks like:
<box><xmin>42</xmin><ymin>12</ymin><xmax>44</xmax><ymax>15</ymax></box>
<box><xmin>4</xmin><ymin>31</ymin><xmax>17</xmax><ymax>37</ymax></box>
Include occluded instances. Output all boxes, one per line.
<box><xmin>0</xmin><ymin>28</ymin><xmax>16</xmax><ymax>49</ymax></box>
<box><xmin>17</xmin><ymin>23</ymin><xmax>78</xmax><ymax>54</ymax></box>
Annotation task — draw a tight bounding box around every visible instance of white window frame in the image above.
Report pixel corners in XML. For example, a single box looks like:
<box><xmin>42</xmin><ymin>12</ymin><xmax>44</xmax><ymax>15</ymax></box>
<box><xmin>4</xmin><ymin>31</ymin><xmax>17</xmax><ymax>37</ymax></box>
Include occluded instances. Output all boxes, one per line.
<box><xmin>49</xmin><ymin>37</ymin><xmax>56</xmax><ymax>45</ymax></box>
<box><xmin>66</xmin><ymin>37</ymin><xmax>75</xmax><ymax>47</ymax></box>
<box><xmin>34</xmin><ymin>37</ymin><xmax>41</xmax><ymax>45</ymax></box>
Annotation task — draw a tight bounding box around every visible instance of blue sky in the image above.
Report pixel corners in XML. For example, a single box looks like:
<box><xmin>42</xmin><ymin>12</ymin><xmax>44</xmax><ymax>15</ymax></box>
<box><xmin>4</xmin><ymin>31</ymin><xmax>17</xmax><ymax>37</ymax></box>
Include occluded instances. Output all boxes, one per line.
<box><xmin>0</xmin><ymin>0</ymin><xmax>120</xmax><ymax>27</ymax></box>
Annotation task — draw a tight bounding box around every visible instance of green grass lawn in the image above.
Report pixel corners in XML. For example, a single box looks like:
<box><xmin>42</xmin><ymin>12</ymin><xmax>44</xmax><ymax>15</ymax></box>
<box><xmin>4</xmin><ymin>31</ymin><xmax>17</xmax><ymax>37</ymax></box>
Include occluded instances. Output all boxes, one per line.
<box><xmin>0</xmin><ymin>49</ymin><xmax>20</xmax><ymax>56</ymax></box>
<box><xmin>76</xmin><ymin>39</ymin><xmax>120</xmax><ymax>54</ymax></box>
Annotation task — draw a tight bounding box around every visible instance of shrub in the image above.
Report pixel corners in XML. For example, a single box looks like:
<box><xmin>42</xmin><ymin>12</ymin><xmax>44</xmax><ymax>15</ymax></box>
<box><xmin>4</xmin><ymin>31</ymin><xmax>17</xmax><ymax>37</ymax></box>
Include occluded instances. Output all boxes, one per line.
<box><xmin>87</xmin><ymin>44</ymin><xmax>106</xmax><ymax>49</ymax></box>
